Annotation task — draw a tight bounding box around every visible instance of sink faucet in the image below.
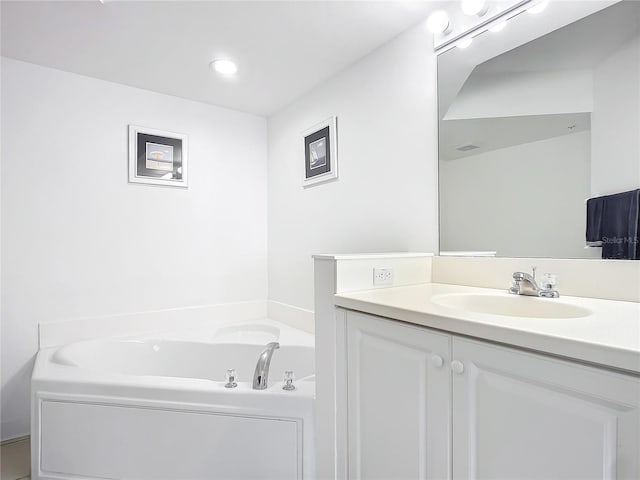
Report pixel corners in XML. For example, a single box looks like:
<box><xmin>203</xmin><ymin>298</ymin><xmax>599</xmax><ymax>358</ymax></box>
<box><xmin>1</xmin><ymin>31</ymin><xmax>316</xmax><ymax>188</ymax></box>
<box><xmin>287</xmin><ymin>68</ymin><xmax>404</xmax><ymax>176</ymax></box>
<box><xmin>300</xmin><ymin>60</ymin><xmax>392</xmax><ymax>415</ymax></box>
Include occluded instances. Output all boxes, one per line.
<box><xmin>509</xmin><ymin>267</ymin><xmax>559</xmax><ymax>298</ymax></box>
<box><xmin>252</xmin><ymin>342</ymin><xmax>280</xmax><ymax>390</ymax></box>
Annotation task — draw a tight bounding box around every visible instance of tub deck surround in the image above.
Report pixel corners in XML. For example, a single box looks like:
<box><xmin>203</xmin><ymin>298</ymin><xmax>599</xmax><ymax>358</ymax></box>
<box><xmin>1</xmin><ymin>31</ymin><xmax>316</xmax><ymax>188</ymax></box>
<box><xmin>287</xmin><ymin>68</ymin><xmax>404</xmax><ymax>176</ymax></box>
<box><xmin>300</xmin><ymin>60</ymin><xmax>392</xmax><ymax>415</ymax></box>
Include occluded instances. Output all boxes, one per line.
<box><xmin>38</xmin><ymin>300</ymin><xmax>270</xmax><ymax>349</ymax></box>
<box><xmin>334</xmin><ymin>283</ymin><xmax>640</xmax><ymax>373</ymax></box>
<box><xmin>31</xmin><ymin>320</ymin><xmax>315</xmax><ymax>480</ymax></box>
<box><xmin>34</xmin><ymin>319</ymin><xmax>314</xmax><ymax>399</ymax></box>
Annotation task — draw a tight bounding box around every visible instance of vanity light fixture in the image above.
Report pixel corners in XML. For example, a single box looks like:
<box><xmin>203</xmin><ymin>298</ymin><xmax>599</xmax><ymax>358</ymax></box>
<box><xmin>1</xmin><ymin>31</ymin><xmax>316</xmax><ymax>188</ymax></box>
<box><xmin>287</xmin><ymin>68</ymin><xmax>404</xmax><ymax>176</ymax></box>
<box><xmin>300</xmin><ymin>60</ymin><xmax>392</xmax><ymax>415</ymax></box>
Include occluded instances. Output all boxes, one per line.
<box><xmin>427</xmin><ymin>10</ymin><xmax>451</xmax><ymax>34</ymax></box>
<box><xmin>210</xmin><ymin>59</ymin><xmax>238</xmax><ymax>76</ymax></box>
<box><xmin>434</xmin><ymin>0</ymin><xmax>550</xmax><ymax>54</ymax></box>
<box><xmin>461</xmin><ymin>0</ymin><xmax>488</xmax><ymax>17</ymax></box>
<box><xmin>527</xmin><ymin>0</ymin><xmax>549</xmax><ymax>15</ymax></box>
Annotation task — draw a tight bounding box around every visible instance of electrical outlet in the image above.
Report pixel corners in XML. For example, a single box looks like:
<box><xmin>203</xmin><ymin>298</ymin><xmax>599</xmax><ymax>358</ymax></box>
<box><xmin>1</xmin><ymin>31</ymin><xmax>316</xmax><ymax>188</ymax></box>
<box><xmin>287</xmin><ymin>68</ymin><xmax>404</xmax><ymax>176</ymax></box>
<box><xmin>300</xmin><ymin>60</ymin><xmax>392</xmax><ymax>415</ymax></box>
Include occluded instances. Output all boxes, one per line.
<box><xmin>373</xmin><ymin>267</ymin><xmax>394</xmax><ymax>286</ymax></box>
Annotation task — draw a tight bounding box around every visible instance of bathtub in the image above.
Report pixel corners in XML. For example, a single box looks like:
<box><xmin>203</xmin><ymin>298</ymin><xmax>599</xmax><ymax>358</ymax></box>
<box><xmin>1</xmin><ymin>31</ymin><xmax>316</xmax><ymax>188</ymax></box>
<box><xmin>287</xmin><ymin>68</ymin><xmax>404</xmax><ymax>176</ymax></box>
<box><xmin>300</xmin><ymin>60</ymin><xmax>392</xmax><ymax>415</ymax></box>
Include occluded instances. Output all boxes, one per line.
<box><xmin>31</xmin><ymin>320</ymin><xmax>315</xmax><ymax>480</ymax></box>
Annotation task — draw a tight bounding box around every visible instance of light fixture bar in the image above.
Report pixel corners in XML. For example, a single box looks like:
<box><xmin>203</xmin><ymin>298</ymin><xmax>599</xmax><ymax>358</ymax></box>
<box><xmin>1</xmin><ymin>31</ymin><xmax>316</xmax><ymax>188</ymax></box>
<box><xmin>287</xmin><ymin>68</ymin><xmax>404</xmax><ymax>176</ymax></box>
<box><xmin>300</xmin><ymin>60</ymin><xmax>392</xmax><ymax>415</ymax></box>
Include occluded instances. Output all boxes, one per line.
<box><xmin>435</xmin><ymin>0</ymin><xmax>534</xmax><ymax>54</ymax></box>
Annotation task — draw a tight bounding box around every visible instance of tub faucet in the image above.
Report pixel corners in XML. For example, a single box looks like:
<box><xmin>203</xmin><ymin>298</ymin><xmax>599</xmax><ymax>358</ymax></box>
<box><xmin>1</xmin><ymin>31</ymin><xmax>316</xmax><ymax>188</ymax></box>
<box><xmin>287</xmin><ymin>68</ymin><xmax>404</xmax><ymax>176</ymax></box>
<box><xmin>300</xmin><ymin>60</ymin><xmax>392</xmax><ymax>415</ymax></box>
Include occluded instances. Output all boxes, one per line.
<box><xmin>509</xmin><ymin>267</ymin><xmax>559</xmax><ymax>298</ymax></box>
<box><xmin>252</xmin><ymin>342</ymin><xmax>280</xmax><ymax>390</ymax></box>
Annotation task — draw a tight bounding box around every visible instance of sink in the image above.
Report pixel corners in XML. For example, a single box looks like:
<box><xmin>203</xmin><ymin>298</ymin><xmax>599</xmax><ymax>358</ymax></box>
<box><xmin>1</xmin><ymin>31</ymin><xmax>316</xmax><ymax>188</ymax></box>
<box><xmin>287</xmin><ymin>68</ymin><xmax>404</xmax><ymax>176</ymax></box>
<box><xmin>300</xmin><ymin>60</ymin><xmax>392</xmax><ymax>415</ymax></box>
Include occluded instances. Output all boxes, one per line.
<box><xmin>431</xmin><ymin>293</ymin><xmax>592</xmax><ymax>319</ymax></box>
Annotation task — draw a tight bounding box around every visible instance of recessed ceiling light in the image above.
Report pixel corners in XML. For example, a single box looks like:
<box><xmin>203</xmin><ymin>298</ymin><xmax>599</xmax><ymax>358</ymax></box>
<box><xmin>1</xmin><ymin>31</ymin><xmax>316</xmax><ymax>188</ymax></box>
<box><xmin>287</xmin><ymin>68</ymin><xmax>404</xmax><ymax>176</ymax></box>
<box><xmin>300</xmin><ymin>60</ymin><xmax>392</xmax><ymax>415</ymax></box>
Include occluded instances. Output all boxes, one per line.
<box><xmin>527</xmin><ymin>0</ymin><xmax>548</xmax><ymax>15</ymax></box>
<box><xmin>461</xmin><ymin>0</ymin><xmax>488</xmax><ymax>17</ymax></box>
<box><xmin>457</xmin><ymin>37</ymin><xmax>473</xmax><ymax>49</ymax></box>
<box><xmin>426</xmin><ymin>10</ymin><xmax>451</xmax><ymax>34</ymax></box>
<box><xmin>489</xmin><ymin>21</ymin><xmax>507</xmax><ymax>32</ymax></box>
<box><xmin>210</xmin><ymin>59</ymin><xmax>238</xmax><ymax>76</ymax></box>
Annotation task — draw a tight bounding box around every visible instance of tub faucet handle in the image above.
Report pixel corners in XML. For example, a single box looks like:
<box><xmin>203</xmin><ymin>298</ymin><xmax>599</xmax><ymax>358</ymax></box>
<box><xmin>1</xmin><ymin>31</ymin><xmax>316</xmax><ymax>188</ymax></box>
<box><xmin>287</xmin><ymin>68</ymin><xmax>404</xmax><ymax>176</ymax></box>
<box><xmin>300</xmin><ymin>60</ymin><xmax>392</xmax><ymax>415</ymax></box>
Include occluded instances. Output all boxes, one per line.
<box><xmin>283</xmin><ymin>370</ymin><xmax>296</xmax><ymax>391</ymax></box>
<box><xmin>225</xmin><ymin>368</ymin><xmax>238</xmax><ymax>388</ymax></box>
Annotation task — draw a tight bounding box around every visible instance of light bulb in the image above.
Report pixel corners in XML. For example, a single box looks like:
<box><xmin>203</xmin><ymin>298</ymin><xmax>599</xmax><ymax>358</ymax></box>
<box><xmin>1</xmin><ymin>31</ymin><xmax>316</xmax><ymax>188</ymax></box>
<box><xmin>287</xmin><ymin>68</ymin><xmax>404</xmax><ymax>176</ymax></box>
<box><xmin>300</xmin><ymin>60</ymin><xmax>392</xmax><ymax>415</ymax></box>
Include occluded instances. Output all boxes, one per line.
<box><xmin>210</xmin><ymin>59</ymin><xmax>238</xmax><ymax>75</ymax></box>
<box><xmin>527</xmin><ymin>0</ymin><xmax>548</xmax><ymax>14</ymax></box>
<box><xmin>426</xmin><ymin>10</ymin><xmax>451</xmax><ymax>34</ymax></box>
<box><xmin>457</xmin><ymin>37</ymin><xmax>473</xmax><ymax>49</ymax></box>
<box><xmin>489</xmin><ymin>21</ymin><xmax>507</xmax><ymax>32</ymax></box>
<box><xmin>461</xmin><ymin>0</ymin><xmax>488</xmax><ymax>16</ymax></box>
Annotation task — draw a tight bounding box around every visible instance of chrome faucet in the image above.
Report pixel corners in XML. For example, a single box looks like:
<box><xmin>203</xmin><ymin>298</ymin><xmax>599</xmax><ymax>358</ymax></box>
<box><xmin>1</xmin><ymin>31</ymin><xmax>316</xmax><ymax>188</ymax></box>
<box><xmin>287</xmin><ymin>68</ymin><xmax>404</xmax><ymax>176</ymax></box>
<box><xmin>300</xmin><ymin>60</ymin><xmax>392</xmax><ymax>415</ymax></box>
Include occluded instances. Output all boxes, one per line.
<box><xmin>509</xmin><ymin>267</ymin><xmax>559</xmax><ymax>298</ymax></box>
<box><xmin>252</xmin><ymin>342</ymin><xmax>280</xmax><ymax>390</ymax></box>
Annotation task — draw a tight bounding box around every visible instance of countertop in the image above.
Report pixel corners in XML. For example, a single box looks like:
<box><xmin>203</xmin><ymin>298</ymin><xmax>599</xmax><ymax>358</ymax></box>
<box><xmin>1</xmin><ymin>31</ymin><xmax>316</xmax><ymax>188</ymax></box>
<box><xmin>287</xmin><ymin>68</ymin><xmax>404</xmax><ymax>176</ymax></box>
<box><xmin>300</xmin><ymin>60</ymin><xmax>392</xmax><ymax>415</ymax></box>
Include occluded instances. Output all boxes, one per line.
<box><xmin>334</xmin><ymin>283</ymin><xmax>640</xmax><ymax>374</ymax></box>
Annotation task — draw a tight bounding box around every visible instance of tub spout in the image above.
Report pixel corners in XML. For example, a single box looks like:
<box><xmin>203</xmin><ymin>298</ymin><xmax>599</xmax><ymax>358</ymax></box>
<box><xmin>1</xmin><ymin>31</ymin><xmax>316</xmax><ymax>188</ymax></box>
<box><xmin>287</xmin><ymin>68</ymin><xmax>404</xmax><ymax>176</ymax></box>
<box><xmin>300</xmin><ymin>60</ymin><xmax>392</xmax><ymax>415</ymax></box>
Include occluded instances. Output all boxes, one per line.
<box><xmin>252</xmin><ymin>342</ymin><xmax>280</xmax><ymax>390</ymax></box>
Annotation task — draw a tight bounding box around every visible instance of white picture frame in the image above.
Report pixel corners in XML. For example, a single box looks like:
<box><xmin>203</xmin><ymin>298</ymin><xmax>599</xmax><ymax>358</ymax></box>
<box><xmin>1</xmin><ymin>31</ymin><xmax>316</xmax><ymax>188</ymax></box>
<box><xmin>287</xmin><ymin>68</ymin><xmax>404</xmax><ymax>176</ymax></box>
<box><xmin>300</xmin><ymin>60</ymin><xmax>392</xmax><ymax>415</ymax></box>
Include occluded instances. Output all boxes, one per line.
<box><xmin>302</xmin><ymin>116</ymin><xmax>338</xmax><ymax>187</ymax></box>
<box><xmin>128</xmin><ymin>125</ymin><xmax>188</xmax><ymax>188</ymax></box>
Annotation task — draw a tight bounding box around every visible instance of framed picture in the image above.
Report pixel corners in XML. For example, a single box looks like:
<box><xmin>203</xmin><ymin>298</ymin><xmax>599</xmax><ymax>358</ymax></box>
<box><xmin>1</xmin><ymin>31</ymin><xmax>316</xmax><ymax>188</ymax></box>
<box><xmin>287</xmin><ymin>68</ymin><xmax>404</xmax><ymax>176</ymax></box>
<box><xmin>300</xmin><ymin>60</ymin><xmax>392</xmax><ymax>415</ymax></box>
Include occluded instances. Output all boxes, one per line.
<box><xmin>302</xmin><ymin>116</ymin><xmax>337</xmax><ymax>187</ymax></box>
<box><xmin>128</xmin><ymin>125</ymin><xmax>188</xmax><ymax>187</ymax></box>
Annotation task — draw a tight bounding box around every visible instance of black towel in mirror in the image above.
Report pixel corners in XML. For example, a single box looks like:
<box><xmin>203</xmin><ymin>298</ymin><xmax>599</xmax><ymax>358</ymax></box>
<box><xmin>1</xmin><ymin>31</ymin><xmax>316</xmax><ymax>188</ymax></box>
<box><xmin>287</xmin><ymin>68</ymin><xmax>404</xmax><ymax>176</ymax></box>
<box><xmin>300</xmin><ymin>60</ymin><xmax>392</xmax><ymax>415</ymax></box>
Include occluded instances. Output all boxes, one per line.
<box><xmin>586</xmin><ymin>189</ymin><xmax>640</xmax><ymax>260</ymax></box>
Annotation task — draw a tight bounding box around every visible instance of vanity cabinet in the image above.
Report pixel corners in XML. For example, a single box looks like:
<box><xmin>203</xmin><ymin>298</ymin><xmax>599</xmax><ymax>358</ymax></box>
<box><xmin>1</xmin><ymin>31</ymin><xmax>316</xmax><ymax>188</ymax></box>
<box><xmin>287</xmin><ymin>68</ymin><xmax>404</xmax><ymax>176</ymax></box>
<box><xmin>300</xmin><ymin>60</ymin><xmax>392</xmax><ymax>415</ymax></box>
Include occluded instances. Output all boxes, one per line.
<box><xmin>343</xmin><ymin>310</ymin><xmax>640</xmax><ymax>480</ymax></box>
<box><xmin>452</xmin><ymin>335</ymin><xmax>640</xmax><ymax>479</ymax></box>
<box><xmin>346</xmin><ymin>312</ymin><xmax>451</xmax><ymax>479</ymax></box>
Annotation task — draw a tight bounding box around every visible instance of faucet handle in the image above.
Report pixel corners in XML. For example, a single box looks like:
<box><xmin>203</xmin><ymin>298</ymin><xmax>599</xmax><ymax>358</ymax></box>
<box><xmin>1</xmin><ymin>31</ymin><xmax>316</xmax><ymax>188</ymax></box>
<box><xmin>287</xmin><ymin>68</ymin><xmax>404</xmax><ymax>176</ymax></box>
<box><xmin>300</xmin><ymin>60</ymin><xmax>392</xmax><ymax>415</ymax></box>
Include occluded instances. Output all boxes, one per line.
<box><xmin>508</xmin><ymin>277</ymin><xmax>520</xmax><ymax>295</ymax></box>
<box><xmin>531</xmin><ymin>266</ymin><xmax>537</xmax><ymax>281</ymax></box>
<box><xmin>282</xmin><ymin>370</ymin><xmax>296</xmax><ymax>391</ymax></box>
<box><xmin>542</xmin><ymin>273</ymin><xmax>557</xmax><ymax>289</ymax></box>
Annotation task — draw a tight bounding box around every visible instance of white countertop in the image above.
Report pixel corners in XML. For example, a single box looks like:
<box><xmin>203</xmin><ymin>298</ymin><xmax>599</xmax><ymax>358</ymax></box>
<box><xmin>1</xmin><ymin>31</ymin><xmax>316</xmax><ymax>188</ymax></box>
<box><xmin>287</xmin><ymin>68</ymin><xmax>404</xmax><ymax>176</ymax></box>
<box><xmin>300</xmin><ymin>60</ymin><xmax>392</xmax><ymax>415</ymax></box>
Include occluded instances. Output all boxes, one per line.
<box><xmin>312</xmin><ymin>252</ymin><xmax>433</xmax><ymax>260</ymax></box>
<box><xmin>334</xmin><ymin>283</ymin><xmax>640</xmax><ymax>374</ymax></box>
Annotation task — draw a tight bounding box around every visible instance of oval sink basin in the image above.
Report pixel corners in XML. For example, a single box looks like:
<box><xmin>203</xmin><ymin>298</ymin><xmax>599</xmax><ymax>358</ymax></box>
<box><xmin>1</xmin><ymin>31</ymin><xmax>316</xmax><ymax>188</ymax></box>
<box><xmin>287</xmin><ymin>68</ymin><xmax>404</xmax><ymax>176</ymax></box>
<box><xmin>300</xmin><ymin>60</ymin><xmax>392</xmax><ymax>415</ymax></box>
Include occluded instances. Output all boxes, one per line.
<box><xmin>431</xmin><ymin>293</ymin><xmax>591</xmax><ymax>319</ymax></box>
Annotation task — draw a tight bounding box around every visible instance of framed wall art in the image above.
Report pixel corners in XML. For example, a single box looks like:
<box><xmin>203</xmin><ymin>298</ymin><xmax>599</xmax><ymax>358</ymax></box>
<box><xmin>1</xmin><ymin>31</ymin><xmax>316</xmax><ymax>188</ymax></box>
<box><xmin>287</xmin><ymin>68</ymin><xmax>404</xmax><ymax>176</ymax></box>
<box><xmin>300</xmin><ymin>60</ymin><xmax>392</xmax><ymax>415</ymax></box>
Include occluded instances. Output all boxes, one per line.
<box><xmin>302</xmin><ymin>116</ymin><xmax>337</xmax><ymax>187</ymax></box>
<box><xmin>128</xmin><ymin>125</ymin><xmax>188</xmax><ymax>187</ymax></box>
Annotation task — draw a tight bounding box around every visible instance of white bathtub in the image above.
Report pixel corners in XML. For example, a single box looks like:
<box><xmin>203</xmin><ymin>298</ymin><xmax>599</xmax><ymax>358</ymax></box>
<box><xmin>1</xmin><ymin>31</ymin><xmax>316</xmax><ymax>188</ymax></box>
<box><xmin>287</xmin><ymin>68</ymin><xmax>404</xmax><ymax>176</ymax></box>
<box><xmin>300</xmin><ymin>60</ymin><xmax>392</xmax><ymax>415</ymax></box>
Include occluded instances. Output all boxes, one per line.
<box><xmin>31</xmin><ymin>320</ymin><xmax>315</xmax><ymax>480</ymax></box>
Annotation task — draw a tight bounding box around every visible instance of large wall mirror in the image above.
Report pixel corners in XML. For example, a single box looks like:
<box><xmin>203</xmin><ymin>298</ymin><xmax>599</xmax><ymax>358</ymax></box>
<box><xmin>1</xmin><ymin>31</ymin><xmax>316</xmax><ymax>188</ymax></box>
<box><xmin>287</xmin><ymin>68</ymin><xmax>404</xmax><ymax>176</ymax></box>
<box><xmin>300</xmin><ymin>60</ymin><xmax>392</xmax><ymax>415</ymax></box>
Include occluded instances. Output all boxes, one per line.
<box><xmin>438</xmin><ymin>0</ymin><xmax>640</xmax><ymax>259</ymax></box>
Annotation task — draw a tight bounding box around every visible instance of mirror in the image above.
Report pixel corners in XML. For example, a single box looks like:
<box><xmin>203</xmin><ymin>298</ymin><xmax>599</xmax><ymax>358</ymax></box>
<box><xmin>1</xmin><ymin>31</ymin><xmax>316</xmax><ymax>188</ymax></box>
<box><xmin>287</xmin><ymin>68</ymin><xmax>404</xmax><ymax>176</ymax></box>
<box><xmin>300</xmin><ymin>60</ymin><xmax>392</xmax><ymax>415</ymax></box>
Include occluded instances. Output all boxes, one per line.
<box><xmin>438</xmin><ymin>1</ymin><xmax>640</xmax><ymax>259</ymax></box>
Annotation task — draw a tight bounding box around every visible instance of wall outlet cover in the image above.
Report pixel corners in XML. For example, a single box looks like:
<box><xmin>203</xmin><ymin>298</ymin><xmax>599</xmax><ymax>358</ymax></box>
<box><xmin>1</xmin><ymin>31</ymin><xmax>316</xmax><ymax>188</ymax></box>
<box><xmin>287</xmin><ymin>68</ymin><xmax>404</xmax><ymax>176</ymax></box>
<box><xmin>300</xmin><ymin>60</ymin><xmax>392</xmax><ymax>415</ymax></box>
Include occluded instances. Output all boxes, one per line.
<box><xmin>373</xmin><ymin>267</ymin><xmax>394</xmax><ymax>286</ymax></box>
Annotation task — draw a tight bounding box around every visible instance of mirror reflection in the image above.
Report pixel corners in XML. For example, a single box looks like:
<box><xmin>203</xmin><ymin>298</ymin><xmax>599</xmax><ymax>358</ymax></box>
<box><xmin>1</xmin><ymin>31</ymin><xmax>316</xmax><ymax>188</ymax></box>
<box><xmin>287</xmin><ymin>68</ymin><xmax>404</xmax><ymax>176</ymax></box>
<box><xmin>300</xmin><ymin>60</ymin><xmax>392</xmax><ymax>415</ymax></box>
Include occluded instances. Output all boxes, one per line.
<box><xmin>438</xmin><ymin>1</ymin><xmax>640</xmax><ymax>259</ymax></box>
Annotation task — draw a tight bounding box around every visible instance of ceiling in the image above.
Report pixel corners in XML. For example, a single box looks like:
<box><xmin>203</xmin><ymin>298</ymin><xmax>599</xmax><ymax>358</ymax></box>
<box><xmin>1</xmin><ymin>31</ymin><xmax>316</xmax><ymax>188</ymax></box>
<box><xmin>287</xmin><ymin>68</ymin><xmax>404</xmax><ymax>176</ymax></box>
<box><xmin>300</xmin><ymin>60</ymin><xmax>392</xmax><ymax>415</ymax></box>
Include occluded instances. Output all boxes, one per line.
<box><xmin>440</xmin><ymin>113</ymin><xmax>591</xmax><ymax>161</ymax></box>
<box><xmin>1</xmin><ymin>0</ymin><xmax>437</xmax><ymax>116</ymax></box>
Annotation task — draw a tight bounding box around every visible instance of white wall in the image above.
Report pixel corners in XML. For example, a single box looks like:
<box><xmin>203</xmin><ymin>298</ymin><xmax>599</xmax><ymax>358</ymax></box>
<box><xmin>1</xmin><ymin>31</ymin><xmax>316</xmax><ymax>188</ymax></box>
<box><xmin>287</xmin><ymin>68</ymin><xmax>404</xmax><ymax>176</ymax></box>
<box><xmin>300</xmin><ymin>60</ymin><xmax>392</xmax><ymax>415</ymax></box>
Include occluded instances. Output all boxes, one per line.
<box><xmin>267</xmin><ymin>24</ymin><xmax>439</xmax><ymax>313</ymax></box>
<box><xmin>439</xmin><ymin>130</ymin><xmax>594</xmax><ymax>258</ymax></box>
<box><xmin>1</xmin><ymin>58</ymin><xmax>268</xmax><ymax>440</ymax></box>
<box><xmin>591</xmin><ymin>35</ymin><xmax>640</xmax><ymax>196</ymax></box>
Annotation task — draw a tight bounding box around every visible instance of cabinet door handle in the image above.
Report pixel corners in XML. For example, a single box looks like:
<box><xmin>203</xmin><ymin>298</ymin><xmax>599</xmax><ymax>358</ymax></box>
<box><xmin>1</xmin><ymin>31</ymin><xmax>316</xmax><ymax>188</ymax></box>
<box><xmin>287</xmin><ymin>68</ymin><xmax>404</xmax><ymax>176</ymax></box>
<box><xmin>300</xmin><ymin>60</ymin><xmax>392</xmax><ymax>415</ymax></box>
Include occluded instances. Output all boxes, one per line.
<box><xmin>431</xmin><ymin>355</ymin><xmax>444</xmax><ymax>368</ymax></box>
<box><xmin>451</xmin><ymin>360</ymin><xmax>464</xmax><ymax>374</ymax></box>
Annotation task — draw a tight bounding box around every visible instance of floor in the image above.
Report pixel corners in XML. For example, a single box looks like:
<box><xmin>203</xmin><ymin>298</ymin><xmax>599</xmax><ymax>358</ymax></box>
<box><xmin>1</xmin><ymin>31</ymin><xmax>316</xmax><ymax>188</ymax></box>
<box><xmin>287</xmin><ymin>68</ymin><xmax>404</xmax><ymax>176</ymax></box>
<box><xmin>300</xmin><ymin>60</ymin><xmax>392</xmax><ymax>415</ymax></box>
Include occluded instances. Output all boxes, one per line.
<box><xmin>0</xmin><ymin>438</ymin><xmax>30</xmax><ymax>480</ymax></box>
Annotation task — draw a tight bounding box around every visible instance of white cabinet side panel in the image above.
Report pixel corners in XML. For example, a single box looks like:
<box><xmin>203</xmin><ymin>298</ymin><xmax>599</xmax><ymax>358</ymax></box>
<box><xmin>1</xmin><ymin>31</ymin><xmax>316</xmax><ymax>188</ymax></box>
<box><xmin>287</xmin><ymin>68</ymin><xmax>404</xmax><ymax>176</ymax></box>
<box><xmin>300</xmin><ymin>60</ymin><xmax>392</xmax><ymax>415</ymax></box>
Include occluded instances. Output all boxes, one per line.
<box><xmin>40</xmin><ymin>401</ymin><xmax>300</xmax><ymax>480</ymax></box>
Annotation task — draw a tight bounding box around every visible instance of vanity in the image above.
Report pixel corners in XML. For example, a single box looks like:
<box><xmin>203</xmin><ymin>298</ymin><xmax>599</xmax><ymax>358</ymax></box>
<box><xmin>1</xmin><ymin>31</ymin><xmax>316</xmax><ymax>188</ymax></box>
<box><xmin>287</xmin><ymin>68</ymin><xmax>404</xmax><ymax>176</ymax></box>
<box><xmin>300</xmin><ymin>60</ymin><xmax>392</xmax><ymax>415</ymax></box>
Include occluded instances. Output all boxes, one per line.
<box><xmin>314</xmin><ymin>254</ymin><xmax>640</xmax><ymax>480</ymax></box>
<box><xmin>335</xmin><ymin>284</ymin><xmax>639</xmax><ymax>480</ymax></box>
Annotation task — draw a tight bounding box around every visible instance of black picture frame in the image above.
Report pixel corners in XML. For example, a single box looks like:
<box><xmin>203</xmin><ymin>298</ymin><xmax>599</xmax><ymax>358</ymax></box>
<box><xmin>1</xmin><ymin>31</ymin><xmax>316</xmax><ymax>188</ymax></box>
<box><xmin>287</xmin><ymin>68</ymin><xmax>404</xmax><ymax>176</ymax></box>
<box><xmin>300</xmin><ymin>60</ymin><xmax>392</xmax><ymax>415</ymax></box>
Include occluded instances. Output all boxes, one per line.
<box><xmin>128</xmin><ymin>125</ymin><xmax>188</xmax><ymax>188</ymax></box>
<box><xmin>302</xmin><ymin>117</ymin><xmax>338</xmax><ymax>187</ymax></box>
<box><xmin>304</xmin><ymin>126</ymin><xmax>331</xmax><ymax>179</ymax></box>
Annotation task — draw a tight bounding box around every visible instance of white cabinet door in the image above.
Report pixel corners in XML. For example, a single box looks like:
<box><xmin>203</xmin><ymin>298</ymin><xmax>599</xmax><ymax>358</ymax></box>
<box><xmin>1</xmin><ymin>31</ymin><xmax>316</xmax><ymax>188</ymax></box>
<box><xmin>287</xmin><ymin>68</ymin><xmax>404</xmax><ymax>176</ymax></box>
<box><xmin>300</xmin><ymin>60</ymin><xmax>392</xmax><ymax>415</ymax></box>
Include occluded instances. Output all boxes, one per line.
<box><xmin>346</xmin><ymin>311</ymin><xmax>451</xmax><ymax>480</ymax></box>
<box><xmin>452</xmin><ymin>337</ymin><xmax>640</xmax><ymax>480</ymax></box>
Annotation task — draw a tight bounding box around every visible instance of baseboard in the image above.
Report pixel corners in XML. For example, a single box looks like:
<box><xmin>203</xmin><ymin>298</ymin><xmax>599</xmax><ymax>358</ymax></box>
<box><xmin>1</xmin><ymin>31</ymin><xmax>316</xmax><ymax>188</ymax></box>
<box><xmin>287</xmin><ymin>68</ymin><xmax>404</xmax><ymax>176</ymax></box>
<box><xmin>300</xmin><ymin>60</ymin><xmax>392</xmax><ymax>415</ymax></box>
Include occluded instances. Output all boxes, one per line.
<box><xmin>1</xmin><ymin>434</ymin><xmax>29</xmax><ymax>446</ymax></box>
<box><xmin>267</xmin><ymin>301</ymin><xmax>314</xmax><ymax>334</ymax></box>
<box><xmin>39</xmin><ymin>300</ymin><xmax>268</xmax><ymax>348</ymax></box>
